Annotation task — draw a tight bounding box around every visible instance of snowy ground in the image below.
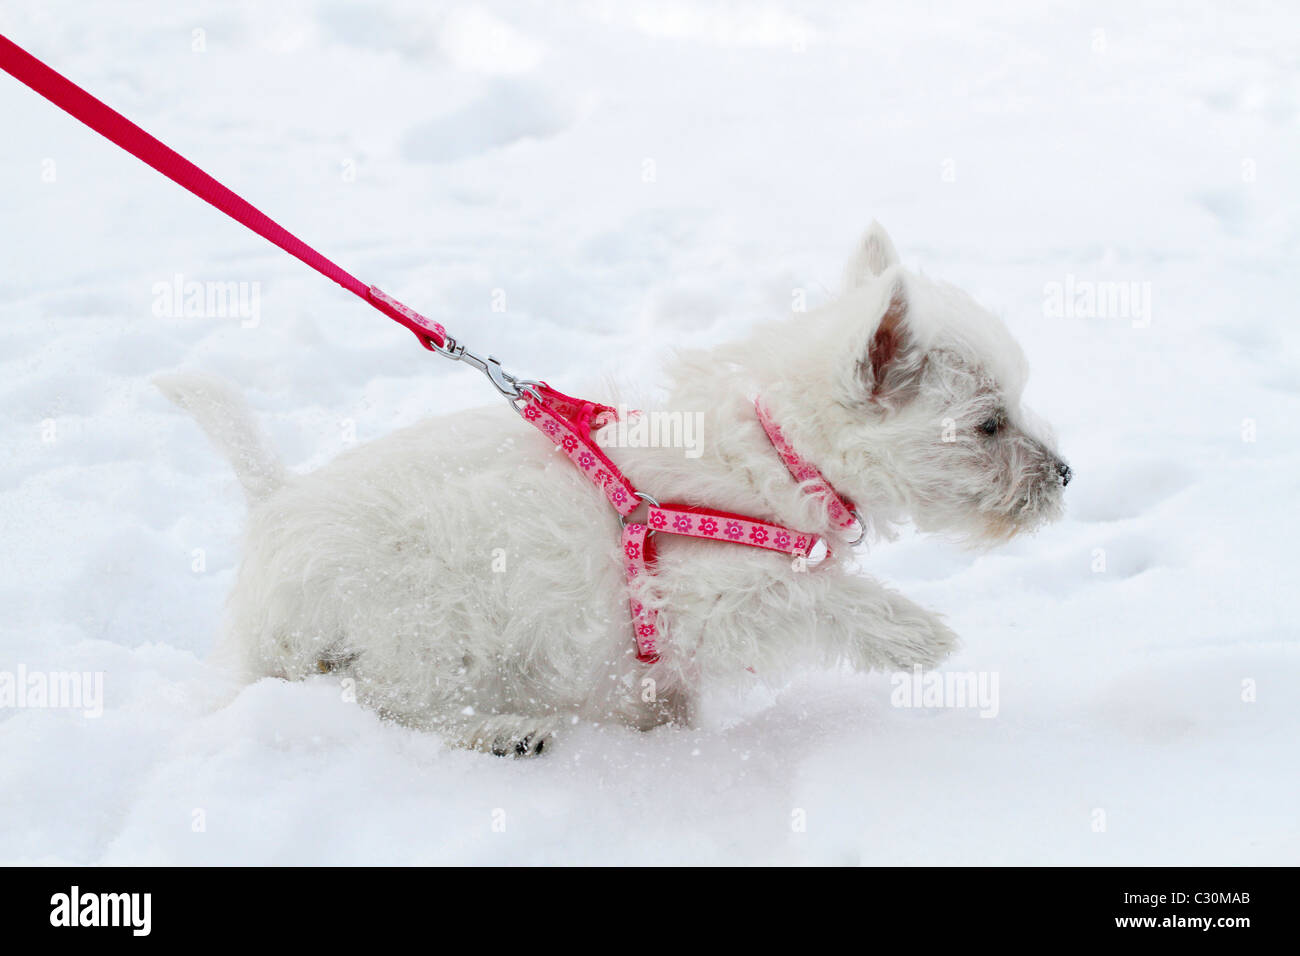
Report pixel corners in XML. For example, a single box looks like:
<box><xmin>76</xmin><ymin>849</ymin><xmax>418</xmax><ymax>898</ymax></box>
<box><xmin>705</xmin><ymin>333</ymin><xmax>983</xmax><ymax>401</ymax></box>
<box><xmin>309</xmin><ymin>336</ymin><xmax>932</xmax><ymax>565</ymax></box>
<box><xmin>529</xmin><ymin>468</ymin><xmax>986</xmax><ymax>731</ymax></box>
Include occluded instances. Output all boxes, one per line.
<box><xmin>2</xmin><ymin>1</ymin><xmax>1297</xmax><ymax>865</ymax></box>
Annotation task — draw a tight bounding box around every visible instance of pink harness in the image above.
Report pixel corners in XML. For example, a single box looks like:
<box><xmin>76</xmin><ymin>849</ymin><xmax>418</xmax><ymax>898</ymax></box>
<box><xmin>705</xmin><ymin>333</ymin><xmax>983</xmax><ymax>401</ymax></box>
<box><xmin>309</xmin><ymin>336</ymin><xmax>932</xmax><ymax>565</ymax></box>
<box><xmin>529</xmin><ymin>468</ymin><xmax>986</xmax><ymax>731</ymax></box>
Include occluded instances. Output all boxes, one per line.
<box><xmin>515</xmin><ymin>386</ymin><xmax>859</xmax><ymax>663</ymax></box>
<box><xmin>0</xmin><ymin>35</ymin><xmax>862</xmax><ymax>664</ymax></box>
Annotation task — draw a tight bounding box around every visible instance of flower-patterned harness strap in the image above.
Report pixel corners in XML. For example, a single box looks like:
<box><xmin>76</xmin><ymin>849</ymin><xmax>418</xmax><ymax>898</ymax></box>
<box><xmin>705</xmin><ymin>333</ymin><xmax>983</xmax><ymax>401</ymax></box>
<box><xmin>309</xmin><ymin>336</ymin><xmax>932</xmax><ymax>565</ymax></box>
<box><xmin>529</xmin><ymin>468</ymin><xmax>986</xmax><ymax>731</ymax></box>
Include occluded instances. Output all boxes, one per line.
<box><xmin>622</xmin><ymin>507</ymin><xmax>819</xmax><ymax>663</ymax></box>
<box><xmin>517</xmin><ymin>384</ymin><xmax>851</xmax><ymax>665</ymax></box>
<box><xmin>754</xmin><ymin>399</ymin><xmax>860</xmax><ymax>533</ymax></box>
<box><xmin>516</xmin><ymin>384</ymin><xmax>640</xmax><ymax>516</ymax></box>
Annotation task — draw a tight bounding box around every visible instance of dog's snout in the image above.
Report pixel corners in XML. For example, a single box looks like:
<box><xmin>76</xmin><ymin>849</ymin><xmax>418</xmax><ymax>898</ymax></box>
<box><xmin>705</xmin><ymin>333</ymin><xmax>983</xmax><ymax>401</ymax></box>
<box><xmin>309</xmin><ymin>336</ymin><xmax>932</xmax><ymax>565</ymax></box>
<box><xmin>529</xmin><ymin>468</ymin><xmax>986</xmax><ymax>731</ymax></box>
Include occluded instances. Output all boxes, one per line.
<box><xmin>1055</xmin><ymin>460</ymin><xmax>1072</xmax><ymax>487</ymax></box>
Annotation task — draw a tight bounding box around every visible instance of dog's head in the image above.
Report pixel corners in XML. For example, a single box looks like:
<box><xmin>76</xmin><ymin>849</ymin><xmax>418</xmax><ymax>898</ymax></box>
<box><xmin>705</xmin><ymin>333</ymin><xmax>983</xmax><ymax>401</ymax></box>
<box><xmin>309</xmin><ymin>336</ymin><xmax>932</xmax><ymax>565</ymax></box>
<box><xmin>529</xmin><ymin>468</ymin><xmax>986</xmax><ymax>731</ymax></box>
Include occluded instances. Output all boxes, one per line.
<box><xmin>800</xmin><ymin>222</ymin><xmax>1070</xmax><ymax>543</ymax></box>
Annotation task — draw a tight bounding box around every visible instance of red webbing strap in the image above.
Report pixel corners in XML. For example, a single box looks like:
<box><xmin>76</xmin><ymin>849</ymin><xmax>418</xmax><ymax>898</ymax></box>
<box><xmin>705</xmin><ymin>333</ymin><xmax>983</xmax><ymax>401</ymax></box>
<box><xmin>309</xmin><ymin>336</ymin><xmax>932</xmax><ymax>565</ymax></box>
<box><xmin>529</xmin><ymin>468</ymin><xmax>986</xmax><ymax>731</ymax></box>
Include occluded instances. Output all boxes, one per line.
<box><xmin>0</xmin><ymin>32</ymin><xmax>446</xmax><ymax>349</ymax></box>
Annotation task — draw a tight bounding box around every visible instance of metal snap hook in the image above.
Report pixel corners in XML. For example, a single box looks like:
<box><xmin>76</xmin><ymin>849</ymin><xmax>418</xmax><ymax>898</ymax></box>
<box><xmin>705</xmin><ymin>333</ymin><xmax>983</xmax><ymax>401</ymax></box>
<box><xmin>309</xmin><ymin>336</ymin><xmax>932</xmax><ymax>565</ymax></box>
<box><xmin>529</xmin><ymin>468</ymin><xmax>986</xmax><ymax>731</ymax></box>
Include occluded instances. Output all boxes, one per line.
<box><xmin>431</xmin><ymin>336</ymin><xmax>533</xmax><ymax>402</ymax></box>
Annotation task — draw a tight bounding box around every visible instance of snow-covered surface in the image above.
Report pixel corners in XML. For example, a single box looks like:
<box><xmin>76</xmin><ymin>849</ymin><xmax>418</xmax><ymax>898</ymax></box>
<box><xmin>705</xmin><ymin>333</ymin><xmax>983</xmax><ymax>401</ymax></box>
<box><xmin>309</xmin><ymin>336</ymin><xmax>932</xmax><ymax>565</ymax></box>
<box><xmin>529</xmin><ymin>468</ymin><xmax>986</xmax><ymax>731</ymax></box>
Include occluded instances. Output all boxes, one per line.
<box><xmin>2</xmin><ymin>1</ymin><xmax>1297</xmax><ymax>865</ymax></box>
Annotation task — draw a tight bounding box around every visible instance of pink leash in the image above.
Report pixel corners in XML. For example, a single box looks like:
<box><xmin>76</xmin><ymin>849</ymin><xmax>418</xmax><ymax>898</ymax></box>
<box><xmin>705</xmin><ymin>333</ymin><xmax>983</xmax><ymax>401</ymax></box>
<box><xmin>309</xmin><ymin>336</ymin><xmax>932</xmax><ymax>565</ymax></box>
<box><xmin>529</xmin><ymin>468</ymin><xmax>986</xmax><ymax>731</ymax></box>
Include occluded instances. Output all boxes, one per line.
<box><xmin>0</xmin><ymin>33</ymin><xmax>447</xmax><ymax>350</ymax></box>
<box><xmin>1</xmin><ymin>33</ymin><xmax>862</xmax><ymax>666</ymax></box>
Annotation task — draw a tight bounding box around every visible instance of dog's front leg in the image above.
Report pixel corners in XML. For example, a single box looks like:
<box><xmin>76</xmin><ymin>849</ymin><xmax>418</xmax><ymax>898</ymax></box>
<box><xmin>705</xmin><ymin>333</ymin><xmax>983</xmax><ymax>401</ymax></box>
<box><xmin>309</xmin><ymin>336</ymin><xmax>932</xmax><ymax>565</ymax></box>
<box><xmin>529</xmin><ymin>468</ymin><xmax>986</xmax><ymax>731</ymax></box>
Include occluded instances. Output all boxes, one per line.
<box><xmin>828</xmin><ymin>573</ymin><xmax>958</xmax><ymax>671</ymax></box>
<box><xmin>667</xmin><ymin>559</ymin><xmax>957</xmax><ymax>677</ymax></box>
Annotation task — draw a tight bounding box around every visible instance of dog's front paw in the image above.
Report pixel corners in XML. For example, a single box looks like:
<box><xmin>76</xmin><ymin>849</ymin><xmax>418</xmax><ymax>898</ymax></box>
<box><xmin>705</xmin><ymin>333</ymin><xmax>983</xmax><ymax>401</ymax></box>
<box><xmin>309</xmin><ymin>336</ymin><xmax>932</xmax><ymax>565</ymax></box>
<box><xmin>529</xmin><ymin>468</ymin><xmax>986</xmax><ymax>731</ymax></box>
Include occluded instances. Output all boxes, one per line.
<box><xmin>894</xmin><ymin>613</ymin><xmax>958</xmax><ymax>669</ymax></box>
<box><xmin>855</xmin><ymin>590</ymin><xmax>959</xmax><ymax>670</ymax></box>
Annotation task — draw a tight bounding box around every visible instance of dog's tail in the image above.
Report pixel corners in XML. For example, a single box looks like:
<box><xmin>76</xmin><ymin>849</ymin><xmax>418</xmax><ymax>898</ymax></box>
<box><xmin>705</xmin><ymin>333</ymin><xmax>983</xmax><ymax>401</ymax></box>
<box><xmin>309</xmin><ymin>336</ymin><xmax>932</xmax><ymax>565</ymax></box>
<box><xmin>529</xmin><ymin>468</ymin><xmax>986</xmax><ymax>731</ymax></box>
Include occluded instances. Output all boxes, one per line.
<box><xmin>154</xmin><ymin>372</ymin><xmax>287</xmax><ymax>502</ymax></box>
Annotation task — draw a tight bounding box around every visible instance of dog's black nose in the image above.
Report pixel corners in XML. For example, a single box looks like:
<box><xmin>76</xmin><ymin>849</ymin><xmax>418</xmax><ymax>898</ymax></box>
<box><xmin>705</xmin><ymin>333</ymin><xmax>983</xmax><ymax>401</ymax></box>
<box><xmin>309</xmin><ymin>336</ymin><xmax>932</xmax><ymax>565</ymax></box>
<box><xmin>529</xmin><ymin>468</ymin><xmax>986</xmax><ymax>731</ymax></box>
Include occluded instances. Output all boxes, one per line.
<box><xmin>1056</xmin><ymin>461</ymin><xmax>1072</xmax><ymax>487</ymax></box>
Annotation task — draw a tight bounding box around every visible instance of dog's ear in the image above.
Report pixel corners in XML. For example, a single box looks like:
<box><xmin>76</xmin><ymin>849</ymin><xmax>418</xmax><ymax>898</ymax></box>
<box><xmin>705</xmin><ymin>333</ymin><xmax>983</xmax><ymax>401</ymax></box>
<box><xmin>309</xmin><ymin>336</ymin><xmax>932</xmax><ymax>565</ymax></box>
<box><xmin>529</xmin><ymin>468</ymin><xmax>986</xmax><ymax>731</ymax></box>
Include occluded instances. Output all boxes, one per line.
<box><xmin>843</xmin><ymin>220</ymin><xmax>900</xmax><ymax>291</ymax></box>
<box><xmin>856</xmin><ymin>275</ymin><xmax>923</xmax><ymax>409</ymax></box>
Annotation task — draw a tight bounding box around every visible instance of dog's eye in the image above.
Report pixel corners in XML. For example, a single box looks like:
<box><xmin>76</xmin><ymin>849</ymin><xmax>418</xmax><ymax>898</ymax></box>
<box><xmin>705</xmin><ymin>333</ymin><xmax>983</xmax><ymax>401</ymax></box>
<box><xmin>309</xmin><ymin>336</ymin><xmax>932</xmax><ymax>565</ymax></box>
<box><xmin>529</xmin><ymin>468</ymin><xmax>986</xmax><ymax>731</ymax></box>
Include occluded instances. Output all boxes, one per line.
<box><xmin>979</xmin><ymin>417</ymin><xmax>1001</xmax><ymax>436</ymax></box>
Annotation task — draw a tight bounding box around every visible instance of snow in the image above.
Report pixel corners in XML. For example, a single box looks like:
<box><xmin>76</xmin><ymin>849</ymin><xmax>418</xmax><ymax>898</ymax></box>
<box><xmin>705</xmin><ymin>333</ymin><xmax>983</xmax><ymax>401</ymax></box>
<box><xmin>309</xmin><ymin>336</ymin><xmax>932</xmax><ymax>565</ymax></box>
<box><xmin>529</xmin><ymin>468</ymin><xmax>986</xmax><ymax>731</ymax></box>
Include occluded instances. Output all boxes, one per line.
<box><xmin>1</xmin><ymin>0</ymin><xmax>1297</xmax><ymax>864</ymax></box>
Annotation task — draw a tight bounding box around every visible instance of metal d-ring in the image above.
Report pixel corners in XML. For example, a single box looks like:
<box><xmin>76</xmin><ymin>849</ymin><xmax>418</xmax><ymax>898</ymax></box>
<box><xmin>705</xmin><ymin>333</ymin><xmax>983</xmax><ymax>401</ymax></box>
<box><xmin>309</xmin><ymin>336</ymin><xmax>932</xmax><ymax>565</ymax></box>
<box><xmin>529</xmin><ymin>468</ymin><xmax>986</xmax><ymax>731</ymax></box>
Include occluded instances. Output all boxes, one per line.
<box><xmin>846</xmin><ymin>509</ymin><xmax>866</xmax><ymax>546</ymax></box>
<box><xmin>508</xmin><ymin>380</ymin><xmax>544</xmax><ymax>417</ymax></box>
<box><xmin>619</xmin><ymin>492</ymin><xmax>661</xmax><ymax>531</ymax></box>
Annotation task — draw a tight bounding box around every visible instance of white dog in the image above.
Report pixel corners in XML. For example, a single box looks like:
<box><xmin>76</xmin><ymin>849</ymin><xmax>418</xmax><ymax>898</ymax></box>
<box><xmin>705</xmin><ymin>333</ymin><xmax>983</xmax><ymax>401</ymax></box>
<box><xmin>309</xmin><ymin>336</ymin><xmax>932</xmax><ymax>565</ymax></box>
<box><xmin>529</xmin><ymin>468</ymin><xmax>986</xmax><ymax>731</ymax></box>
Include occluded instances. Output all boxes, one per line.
<box><xmin>158</xmin><ymin>223</ymin><xmax>1069</xmax><ymax>756</ymax></box>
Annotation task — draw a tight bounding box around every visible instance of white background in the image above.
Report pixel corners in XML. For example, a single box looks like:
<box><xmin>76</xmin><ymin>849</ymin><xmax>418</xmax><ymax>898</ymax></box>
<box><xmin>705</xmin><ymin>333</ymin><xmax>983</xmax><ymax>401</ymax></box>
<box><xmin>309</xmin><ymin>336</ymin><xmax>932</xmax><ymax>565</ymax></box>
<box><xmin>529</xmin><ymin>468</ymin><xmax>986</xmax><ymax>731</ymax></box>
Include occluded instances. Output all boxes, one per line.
<box><xmin>0</xmin><ymin>1</ymin><xmax>1296</xmax><ymax>864</ymax></box>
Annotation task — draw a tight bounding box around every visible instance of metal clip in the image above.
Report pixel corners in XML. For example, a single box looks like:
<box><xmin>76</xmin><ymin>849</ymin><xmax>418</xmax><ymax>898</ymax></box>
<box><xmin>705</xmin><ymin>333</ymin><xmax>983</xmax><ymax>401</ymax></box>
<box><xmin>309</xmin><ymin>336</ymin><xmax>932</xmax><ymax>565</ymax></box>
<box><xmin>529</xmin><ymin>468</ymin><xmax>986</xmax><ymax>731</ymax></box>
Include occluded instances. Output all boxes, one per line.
<box><xmin>431</xmin><ymin>336</ymin><xmax>539</xmax><ymax>408</ymax></box>
<box><xmin>431</xmin><ymin>336</ymin><xmax>518</xmax><ymax>397</ymax></box>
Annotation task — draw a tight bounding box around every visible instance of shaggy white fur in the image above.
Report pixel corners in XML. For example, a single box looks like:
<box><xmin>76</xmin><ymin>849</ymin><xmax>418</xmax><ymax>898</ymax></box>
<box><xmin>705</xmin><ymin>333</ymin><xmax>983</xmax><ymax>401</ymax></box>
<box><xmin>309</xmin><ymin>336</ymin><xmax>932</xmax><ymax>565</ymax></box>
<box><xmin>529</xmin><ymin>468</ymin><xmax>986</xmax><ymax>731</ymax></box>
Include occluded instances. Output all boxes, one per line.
<box><xmin>157</xmin><ymin>223</ymin><xmax>1069</xmax><ymax>756</ymax></box>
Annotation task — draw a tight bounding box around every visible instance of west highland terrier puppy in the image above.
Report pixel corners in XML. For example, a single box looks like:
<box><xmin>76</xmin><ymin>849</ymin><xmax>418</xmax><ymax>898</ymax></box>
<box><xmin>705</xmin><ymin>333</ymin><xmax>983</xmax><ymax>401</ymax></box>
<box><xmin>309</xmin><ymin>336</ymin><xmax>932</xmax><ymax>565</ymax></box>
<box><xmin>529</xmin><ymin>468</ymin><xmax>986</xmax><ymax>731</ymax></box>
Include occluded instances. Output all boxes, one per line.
<box><xmin>158</xmin><ymin>222</ymin><xmax>1070</xmax><ymax>756</ymax></box>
